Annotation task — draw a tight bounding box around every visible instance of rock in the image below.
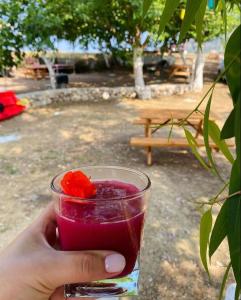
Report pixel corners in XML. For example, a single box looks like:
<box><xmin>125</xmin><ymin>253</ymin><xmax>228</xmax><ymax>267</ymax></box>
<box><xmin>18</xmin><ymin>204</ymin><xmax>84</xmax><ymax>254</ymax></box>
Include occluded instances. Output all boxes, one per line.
<box><xmin>130</xmin><ymin>92</ymin><xmax>137</xmax><ymax>98</ymax></box>
<box><xmin>102</xmin><ymin>92</ymin><xmax>110</xmax><ymax>100</ymax></box>
<box><xmin>17</xmin><ymin>83</ymin><xmax>193</xmax><ymax>107</ymax></box>
<box><xmin>136</xmin><ymin>87</ymin><xmax>152</xmax><ymax>100</ymax></box>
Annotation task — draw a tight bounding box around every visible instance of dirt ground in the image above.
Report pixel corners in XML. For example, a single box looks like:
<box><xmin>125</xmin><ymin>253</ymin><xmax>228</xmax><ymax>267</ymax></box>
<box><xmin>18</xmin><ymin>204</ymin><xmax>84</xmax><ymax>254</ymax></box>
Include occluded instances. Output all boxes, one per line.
<box><xmin>0</xmin><ymin>56</ymin><xmax>219</xmax><ymax>94</ymax></box>
<box><xmin>0</xmin><ymin>81</ymin><xmax>234</xmax><ymax>299</ymax></box>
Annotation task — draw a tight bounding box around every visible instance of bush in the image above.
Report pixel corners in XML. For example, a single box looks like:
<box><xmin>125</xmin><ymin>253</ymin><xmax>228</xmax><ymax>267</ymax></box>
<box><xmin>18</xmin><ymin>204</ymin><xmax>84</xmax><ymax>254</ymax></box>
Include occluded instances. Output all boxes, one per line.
<box><xmin>74</xmin><ymin>60</ymin><xmax>90</xmax><ymax>73</ymax></box>
<box><xmin>94</xmin><ymin>58</ymin><xmax>109</xmax><ymax>71</ymax></box>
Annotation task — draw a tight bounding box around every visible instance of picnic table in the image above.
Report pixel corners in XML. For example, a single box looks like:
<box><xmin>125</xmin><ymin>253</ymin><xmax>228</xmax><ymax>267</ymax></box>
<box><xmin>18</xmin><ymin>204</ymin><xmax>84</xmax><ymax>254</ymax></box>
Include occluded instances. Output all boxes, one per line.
<box><xmin>168</xmin><ymin>57</ymin><xmax>193</xmax><ymax>82</ymax></box>
<box><xmin>23</xmin><ymin>65</ymin><xmax>49</xmax><ymax>79</ymax></box>
<box><xmin>169</xmin><ymin>64</ymin><xmax>191</xmax><ymax>82</ymax></box>
<box><xmin>130</xmin><ymin>108</ymin><xmax>221</xmax><ymax>165</ymax></box>
<box><xmin>23</xmin><ymin>64</ymin><xmax>74</xmax><ymax>79</ymax></box>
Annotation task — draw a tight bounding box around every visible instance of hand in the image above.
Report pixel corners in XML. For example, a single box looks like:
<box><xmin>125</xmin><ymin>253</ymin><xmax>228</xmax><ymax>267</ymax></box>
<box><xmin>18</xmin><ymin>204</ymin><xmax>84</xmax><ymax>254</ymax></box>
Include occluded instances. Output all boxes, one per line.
<box><xmin>0</xmin><ymin>202</ymin><xmax>126</xmax><ymax>300</ymax></box>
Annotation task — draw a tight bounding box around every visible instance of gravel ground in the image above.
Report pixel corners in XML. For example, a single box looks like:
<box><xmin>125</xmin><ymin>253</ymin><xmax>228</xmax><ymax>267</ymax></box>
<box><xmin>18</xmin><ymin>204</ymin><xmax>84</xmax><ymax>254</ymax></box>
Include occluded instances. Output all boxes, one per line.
<box><xmin>0</xmin><ymin>83</ymin><xmax>234</xmax><ymax>299</ymax></box>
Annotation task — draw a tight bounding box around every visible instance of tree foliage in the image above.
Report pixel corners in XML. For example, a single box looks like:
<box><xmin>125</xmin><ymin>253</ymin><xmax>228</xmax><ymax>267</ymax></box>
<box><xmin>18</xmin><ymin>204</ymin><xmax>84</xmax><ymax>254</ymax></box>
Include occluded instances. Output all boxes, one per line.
<box><xmin>1</xmin><ymin>0</ymin><xmax>238</xmax><ymax>73</ymax></box>
<box><xmin>159</xmin><ymin>0</ymin><xmax>239</xmax><ymax>51</ymax></box>
<box><xmin>43</xmin><ymin>0</ymin><xmax>165</xmax><ymax>52</ymax></box>
<box><xmin>0</xmin><ymin>1</ymin><xmax>24</xmax><ymax>71</ymax></box>
<box><xmin>0</xmin><ymin>0</ymin><xmax>60</xmax><ymax>71</ymax></box>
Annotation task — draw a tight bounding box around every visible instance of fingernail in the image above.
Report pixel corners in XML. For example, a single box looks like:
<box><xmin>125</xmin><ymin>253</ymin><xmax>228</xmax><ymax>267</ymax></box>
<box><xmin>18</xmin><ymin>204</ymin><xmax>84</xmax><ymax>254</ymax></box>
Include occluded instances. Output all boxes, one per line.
<box><xmin>105</xmin><ymin>254</ymin><xmax>126</xmax><ymax>273</ymax></box>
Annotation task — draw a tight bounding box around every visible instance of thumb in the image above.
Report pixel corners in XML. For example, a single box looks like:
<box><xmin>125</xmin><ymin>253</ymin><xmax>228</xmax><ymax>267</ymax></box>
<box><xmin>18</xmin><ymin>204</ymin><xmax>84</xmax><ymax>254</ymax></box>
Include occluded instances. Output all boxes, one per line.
<box><xmin>46</xmin><ymin>250</ymin><xmax>126</xmax><ymax>288</ymax></box>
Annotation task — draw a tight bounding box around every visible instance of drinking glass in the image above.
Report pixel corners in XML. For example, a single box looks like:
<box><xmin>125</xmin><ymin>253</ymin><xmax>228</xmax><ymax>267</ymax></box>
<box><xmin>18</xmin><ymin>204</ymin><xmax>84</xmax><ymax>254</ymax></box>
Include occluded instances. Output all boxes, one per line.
<box><xmin>51</xmin><ymin>166</ymin><xmax>151</xmax><ymax>298</ymax></box>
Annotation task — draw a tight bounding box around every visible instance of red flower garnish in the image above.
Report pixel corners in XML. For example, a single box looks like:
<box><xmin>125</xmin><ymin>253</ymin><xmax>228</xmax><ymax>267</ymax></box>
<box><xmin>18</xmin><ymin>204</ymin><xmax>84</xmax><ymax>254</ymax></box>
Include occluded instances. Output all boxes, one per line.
<box><xmin>61</xmin><ymin>170</ymin><xmax>96</xmax><ymax>198</ymax></box>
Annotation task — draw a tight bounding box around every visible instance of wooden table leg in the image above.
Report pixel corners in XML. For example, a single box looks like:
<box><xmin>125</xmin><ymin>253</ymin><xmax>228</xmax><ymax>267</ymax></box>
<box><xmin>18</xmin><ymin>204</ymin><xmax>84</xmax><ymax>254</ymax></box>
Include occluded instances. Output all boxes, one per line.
<box><xmin>145</xmin><ymin>122</ymin><xmax>148</xmax><ymax>137</ymax></box>
<box><xmin>145</xmin><ymin>119</ymin><xmax>152</xmax><ymax>165</ymax></box>
<box><xmin>33</xmin><ymin>70</ymin><xmax>38</xmax><ymax>80</ymax></box>
<box><xmin>147</xmin><ymin>148</ymin><xmax>152</xmax><ymax>165</ymax></box>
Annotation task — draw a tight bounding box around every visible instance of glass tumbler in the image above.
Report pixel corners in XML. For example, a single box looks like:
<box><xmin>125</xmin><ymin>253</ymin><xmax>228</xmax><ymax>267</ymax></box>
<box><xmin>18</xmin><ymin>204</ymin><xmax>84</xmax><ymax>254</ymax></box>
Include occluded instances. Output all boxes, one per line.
<box><xmin>51</xmin><ymin>166</ymin><xmax>151</xmax><ymax>298</ymax></box>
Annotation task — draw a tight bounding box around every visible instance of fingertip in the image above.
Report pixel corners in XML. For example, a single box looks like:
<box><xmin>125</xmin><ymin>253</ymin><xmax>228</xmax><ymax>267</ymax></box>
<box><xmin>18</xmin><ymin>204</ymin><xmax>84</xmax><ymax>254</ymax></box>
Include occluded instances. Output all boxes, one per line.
<box><xmin>105</xmin><ymin>253</ymin><xmax>126</xmax><ymax>273</ymax></box>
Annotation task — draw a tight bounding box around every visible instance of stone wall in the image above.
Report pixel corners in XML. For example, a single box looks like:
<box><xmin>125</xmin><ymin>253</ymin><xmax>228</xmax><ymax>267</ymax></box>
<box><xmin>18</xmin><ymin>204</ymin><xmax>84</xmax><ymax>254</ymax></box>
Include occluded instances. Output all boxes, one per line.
<box><xmin>19</xmin><ymin>84</ymin><xmax>192</xmax><ymax>107</ymax></box>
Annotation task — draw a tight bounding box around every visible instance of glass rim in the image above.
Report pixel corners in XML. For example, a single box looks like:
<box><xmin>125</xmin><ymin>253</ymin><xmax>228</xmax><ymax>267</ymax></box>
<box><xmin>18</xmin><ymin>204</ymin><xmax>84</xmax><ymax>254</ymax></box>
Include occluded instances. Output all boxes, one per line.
<box><xmin>51</xmin><ymin>165</ymin><xmax>151</xmax><ymax>202</ymax></box>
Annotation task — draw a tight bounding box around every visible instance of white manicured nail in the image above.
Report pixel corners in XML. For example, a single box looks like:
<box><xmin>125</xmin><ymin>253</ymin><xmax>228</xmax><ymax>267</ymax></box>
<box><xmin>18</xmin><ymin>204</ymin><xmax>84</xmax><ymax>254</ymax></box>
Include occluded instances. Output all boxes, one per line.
<box><xmin>105</xmin><ymin>254</ymin><xmax>126</xmax><ymax>273</ymax></box>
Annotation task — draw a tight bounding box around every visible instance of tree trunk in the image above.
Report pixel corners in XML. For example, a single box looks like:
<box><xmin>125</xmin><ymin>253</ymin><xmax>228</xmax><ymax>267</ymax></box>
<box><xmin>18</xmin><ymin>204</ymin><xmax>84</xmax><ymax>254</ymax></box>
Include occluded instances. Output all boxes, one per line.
<box><xmin>180</xmin><ymin>50</ymin><xmax>186</xmax><ymax>65</ymax></box>
<box><xmin>192</xmin><ymin>47</ymin><xmax>205</xmax><ymax>91</ymax></box>
<box><xmin>41</xmin><ymin>56</ymin><xmax>56</xmax><ymax>89</ymax></box>
<box><xmin>103</xmin><ymin>53</ymin><xmax>110</xmax><ymax>69</ymax></box>
<box><xmin>133</xmin><ymin>46</ymin><xmax>151</xmax><ymax>99</ymax></box>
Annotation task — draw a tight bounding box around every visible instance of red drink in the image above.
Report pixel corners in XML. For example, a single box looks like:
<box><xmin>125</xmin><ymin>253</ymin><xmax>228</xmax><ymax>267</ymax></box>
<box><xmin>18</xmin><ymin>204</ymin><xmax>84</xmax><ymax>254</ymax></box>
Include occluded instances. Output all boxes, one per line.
<box><xmin>56</xmin><ymin>180</ymin><xmax>145</xmax><ymax>277</ymax></box>
<box><xmin>52</xmin><ymin>166</ymin><xmax>151</xmax><ymax>298</ymax></box>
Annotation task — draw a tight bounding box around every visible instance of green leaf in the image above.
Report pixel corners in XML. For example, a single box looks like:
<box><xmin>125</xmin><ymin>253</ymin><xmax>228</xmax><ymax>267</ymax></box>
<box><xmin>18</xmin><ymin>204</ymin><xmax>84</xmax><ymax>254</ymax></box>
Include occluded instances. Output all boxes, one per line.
<box><xmin>215</xmin><ymin>0</ymin><xmax>221</xmax><ymax>10</ymax></box>
<box><xmin>195</xmin><ymin>0</ymin><xmax>207</xmax><ymax>47</ymax></box>
<box><xmin>220</xmin><ymin>108</ymin><xmax>235</xmax><ymax>140</ymax></box>
<box><xmin>158</xmin><ymin>0</ymin><xmax>180</xmax><ymax>36</ymax></box>
<box><xmin>218</xmin><ymin>262</ymin><xmax>231</xmax><ymax>300</ymax></box>
<box><xmin>208</xmin><ymin>120</ymin><xmax>234</xmax><ymax>164</ymax></box>
<box><xmin>200</xmin><ymin>209</ymin><xmax>212</xmax><ymax>277</ymax></box>
<box><xmin>167</xmin><ymin>125</ymin><xmax>174</xmax><ymax>142</ymax></box>
<box><xmin>227</xmin><ymin>192</ymin><xmax>241</xmax><ymax>288</ymax></box>
<box><xmin>179</xmin><ymin>0</ymin><xmax>203</xmax><ymax>43</ymax></box>
<box><xmin>234</xmin><ymin>95</ymin><xmax>241</xmax><ymax>166</ymax></box>
<box><xmin>221</xmin><ymin>0</ymin><xmax>227</xmax><ymax>41</ymax></box>
<box><xmin>225</xmin><ymin>33</ymin><xmax>241</xmax><ymax>291</ymax></box>
<box><xmin>142</xmin><ymin>0</ymin><xmax>153</xmax><ymax>18</ymax></box>
<box><xmin>224</xmin><ymin>25</ymin><xmax>241</xmax><ymax>104</ymax></box>
<box><xmin>209</xmin><ymin>200</ymin><xmax>227</xmax><ymax>258</ymax></box>
<box><xmin>227</xmin><ymin>99</ymin><xmax>241</xmax><ymax>286</ymax></box>
<box><xmin>184</xmin><ymin>128</ymin><xmax>210</xmax><ymax>171</ymax></box>
<box><xmin>203</xmin><ymin>93</ymin><xmax>220</xmax><ymax>177</ymax></box>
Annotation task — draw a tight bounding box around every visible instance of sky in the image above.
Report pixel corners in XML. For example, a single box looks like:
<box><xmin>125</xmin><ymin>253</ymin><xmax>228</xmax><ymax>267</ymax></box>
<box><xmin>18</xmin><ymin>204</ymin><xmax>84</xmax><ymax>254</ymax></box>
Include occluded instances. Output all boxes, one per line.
<box><xmin>52</xmin><ymin>37</ymin><xmax>225</xmax><ymax>54</ymax></box>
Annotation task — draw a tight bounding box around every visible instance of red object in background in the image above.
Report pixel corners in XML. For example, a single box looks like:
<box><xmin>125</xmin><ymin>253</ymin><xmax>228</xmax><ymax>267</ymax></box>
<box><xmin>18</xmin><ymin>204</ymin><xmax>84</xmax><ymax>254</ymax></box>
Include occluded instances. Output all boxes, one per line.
<box><xmin>0</xmin><ymin>91</ymin><xmax>26</xmax><ymax>121</ymax></box>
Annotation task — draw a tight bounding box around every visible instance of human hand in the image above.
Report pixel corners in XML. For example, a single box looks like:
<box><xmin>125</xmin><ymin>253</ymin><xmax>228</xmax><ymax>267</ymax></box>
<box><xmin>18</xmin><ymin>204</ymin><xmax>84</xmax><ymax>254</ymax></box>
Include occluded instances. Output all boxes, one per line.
<box><xmin>0</xmin><ymin>202</ymin><xmax>126</xmax><ymax>300</ymax></box>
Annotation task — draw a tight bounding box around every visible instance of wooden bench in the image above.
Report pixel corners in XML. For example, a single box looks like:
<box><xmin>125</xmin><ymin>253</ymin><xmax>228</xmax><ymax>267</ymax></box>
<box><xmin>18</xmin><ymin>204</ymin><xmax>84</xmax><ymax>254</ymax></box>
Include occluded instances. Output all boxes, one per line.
<box><xmin>23</xmin><ymin>68</ymin><xmax>35</xmax><ymax>78</ymax></box>
<box><xmin>23</xmin><ymin>67</ymin><xmax>48</xmax><ymax>79</ymax></box>
<box><xmin>130</xmin><ymin>108</ymin><xmax>230</xmax><ymax>165</ymax></box>
<box><xmin>130</xmin><ymin>136</ymin><xmax>221</xmax><ymax>147</ymax></box>
<box><xmin>133</xmin><ymin>118</ymin><xmax>204</xmax><ymax>139</ymax></box>
<box><xmin>130</xmin><ymin>137</ymin><xmax>222</xmax><ymax>165</ymax></box>
<box><xmin>169</xmin><ymin>64</ymin><xmax>191</xmax><ymax>82</ymax></box>
<box><xmin>133</xmin><ymin>118</ymin><xmax>202</xmax><ymax>126</ymax></box>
